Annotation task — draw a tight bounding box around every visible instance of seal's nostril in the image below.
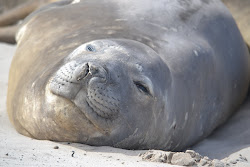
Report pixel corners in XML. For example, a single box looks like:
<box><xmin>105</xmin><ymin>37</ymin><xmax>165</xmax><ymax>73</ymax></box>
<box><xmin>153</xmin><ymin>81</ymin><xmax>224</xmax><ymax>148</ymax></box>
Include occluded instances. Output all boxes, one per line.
<box><xmin>87</xmin><ymin>63</ymin><xmax>109</xmax><ymax>83</ymax></box>
<box><xmin>85</xmin><ymin>63</ymin><xmax>90</xmax><ymax>76</ymax></box>
<box><xmin>77</xmin><ymin>63</ymin><xmax>89</xmax><ymax>81</ymax></box>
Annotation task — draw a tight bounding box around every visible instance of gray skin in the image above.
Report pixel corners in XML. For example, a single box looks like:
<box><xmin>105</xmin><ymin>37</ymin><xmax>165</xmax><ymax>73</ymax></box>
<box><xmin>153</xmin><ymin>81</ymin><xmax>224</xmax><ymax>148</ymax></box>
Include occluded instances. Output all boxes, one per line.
<box><xmin>7</xmin><ymin>0</ymin><xmax>250</xmax><ymax>151</ymax></box>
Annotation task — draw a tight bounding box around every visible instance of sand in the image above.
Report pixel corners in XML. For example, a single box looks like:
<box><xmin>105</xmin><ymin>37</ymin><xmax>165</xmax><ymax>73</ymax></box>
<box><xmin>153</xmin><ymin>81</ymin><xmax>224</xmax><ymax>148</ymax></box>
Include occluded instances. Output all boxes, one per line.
<box><xmin>1</xmin><ymin>42</ymin><xmax>250</xmax><ymax>167</ymax></box>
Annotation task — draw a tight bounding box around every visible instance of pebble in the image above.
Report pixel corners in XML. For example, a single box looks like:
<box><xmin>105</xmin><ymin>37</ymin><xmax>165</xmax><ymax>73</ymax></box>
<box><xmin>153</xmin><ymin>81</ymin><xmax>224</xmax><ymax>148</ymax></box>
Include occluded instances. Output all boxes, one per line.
<box><xmin>171</xmin><ymin>152</ymin><xmax>195</xmax><ymax>166</ymax></box>
<box><xmin>53</xmin><ymin>146</ymin><xmax>59</xmax><ymax>149</ymax></box>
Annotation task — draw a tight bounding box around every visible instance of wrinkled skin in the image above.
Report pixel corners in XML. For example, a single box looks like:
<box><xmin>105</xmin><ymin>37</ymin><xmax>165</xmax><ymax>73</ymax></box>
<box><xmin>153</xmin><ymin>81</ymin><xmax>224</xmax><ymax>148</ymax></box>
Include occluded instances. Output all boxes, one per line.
<box><xmin>7</xmin><ymin>0</ymin><xmax>250</xmax><ymax>151</ymax></box>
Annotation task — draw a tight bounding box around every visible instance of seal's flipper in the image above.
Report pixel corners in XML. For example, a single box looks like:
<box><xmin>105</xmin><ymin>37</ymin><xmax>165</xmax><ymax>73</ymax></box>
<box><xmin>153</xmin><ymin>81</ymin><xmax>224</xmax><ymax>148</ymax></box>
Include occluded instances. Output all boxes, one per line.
<box><xmin>0</xmin><ymin>0</ymin><xmax>43</xmax><ymax>44</ymax></box>
<box><xmin>0</xmin><ymin>0</ymin><xmax>42</xmax><ymax>27</ymax></box>
<box><xmin>0</xmin><ymin>0</ymin><xmax>63</xmax><ymax>44</ymax></box>
<box><xmin>0</xmin><ymin>25</ymin><xmax>18</xmax><ymax>44</ymax></box>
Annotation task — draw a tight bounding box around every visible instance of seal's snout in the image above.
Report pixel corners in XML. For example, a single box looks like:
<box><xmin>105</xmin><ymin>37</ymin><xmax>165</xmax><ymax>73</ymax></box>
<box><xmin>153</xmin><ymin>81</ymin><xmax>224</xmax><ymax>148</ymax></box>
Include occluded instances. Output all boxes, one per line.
<box><xmin>48</xmin><ymin>61</ymin><xmax>90</xmax><ymax>100</ymax></box>
<box><xmin>67</xmin><ymin>62</ymin><xmax>107</xmax><ymax>83</ymax></box>
<box><xmin>85</xmin><ymin>62</ymin><xmax>108</xmax><ymax>83</ymax></box>
<box><xmin>75</xmin><ymin>61</ymin><xmax>120</xmax><ymax>121</ymax></box>
<box><xmin>49</xmin><ymin>61</ymin><xmax>109</xmax><ymax>100</ymax></box>
<box><xmin>76</xmin><ymin>63</ymin><xmax>103</xmax><ymax>81</ymax></box>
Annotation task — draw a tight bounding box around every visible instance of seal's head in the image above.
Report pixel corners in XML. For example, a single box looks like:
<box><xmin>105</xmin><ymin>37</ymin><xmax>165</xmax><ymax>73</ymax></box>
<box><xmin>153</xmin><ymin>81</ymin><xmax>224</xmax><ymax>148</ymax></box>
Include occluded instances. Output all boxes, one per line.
<box><xmin>47</xmin><ymin>39</ymin><xmax>171</xmax><ymax>149</ymax></box>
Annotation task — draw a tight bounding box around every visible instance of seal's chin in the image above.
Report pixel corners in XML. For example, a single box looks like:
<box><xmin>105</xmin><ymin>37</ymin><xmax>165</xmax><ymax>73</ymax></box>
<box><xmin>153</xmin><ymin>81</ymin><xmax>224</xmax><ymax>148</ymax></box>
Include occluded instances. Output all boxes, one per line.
<box><xmin>46</xmin><ymin>82</ymin><xmax>119</xmax><ymax>134</ymax></box>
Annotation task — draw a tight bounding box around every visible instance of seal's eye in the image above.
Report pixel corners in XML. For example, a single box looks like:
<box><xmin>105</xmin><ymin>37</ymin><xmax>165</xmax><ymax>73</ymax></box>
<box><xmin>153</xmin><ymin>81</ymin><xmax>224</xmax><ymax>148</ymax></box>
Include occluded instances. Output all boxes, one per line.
<box><xmin>86</xmin><ymin>44</ymin><xmax>95</xmax><ymax>52</ymax></box>
<box><xmin>134</xmin><ymin>81</ymin><xmax>150</xmax><ymax>95</ymax></box>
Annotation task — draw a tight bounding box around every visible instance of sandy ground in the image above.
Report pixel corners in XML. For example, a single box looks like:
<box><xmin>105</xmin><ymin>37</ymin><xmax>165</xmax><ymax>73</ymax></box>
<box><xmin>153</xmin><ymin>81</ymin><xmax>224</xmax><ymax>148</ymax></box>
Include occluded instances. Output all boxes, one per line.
<box><xmin>1</xmin><ymin>42</ymin><xmax>250</xmax><ymax>166</ymax></box>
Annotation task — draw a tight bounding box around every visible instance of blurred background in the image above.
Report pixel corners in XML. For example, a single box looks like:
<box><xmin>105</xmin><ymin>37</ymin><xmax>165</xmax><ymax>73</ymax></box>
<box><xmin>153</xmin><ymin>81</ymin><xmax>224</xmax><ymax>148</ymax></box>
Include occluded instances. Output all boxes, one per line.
<box><xmin>0</xmin><ymin>0</ymin><xmax>29</xmax><ymax>14</ymax></box>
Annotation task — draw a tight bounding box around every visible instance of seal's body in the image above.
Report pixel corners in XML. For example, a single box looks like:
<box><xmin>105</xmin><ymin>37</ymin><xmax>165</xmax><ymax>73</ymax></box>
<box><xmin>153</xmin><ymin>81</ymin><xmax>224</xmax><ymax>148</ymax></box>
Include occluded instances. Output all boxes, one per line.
<box><xmin>7</xmin><ymin>0</ymin><xmax>250</xmax><ymax>151</ymax></box>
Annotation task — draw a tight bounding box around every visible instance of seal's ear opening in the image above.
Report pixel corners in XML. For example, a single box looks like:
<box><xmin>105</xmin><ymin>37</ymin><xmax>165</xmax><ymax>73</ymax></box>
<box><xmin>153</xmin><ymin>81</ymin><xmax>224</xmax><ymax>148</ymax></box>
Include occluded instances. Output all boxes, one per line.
<box><xmin>0</xmin><ymin>25</ymin><xmax>18</xmax><ymax>44</ymax></box>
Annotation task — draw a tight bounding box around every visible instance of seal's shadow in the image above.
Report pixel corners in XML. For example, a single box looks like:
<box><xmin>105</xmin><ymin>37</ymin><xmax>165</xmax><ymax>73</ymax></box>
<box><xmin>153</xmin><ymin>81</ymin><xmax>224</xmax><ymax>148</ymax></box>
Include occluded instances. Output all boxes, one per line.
<box><xmin>192</xmin><ymin>95</ymin><xmax>250</xmax><ymax>159</ymax></box>
<box><xmin>57</xmin><ymin>141</ymin><xmax>144</xmax><ymax>157</ymax></box>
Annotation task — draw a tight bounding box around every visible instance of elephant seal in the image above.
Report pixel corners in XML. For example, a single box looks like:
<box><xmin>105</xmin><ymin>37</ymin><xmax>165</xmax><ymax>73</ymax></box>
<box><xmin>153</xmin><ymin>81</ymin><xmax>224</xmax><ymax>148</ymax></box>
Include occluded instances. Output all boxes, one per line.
<box><xmin>7</xmin><ymin>0</ymin><xmax>250</xmax><ymax>151</ymax></box>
